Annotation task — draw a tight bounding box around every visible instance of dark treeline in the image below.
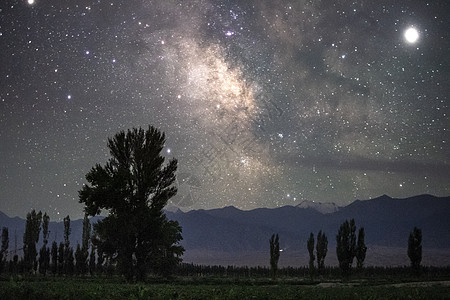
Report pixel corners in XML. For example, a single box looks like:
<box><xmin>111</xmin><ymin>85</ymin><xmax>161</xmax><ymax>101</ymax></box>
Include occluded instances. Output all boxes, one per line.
<box><xmin>0</xmin><ymin>215</ymin><xmax>436</xmax><ymax>281</ymax></box>
<box><xmin>174</xmin><ymin>263</ymin><xmax>450</xmax><ymax>281</ymax></box>
<box><xmin>0</xmin><ymin>211</ymin><xmax>107</xmax><ymax>277</ymax></box>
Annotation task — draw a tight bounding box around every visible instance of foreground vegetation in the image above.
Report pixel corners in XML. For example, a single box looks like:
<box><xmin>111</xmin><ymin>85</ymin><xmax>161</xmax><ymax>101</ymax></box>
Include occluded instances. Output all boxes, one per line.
<box><xmin>1</xmin><ymin>275</ymin><xmax>450</xmax><ymax>300</ymax></box>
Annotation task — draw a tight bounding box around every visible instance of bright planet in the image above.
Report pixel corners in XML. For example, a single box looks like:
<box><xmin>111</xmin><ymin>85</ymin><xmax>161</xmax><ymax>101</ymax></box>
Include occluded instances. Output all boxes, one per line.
<box><xmin>404</xmin><ymin>27</ymin><xmax>419</xmax><ymax>44</ymax></box>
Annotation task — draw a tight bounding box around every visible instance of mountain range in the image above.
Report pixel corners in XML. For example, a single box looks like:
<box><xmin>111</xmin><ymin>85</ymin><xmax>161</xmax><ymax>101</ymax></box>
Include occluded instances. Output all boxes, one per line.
<box><xmin>1</xmin><ymin>194</ymin><xmax>449</xmax><ymax>267</ymax></box>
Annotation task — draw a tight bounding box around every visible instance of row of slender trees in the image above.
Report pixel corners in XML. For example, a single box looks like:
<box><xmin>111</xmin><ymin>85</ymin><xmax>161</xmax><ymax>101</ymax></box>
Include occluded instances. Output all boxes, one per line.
<box><xmin>0</xmin><ymin>211</ymin><xmax>103</xmax><ymax>277</ymax></box>
<box><xmin>269</xmin><ymin>219</ymin><xmax>423</xmax><ymax>278</ymax></box>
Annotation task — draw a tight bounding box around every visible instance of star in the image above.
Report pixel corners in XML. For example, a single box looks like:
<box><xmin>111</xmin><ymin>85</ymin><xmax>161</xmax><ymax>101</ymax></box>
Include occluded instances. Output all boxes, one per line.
<box><xmin>404</xmin><ymin>27</ymin><xmax>419</xmax><ymax>44</ymax></box>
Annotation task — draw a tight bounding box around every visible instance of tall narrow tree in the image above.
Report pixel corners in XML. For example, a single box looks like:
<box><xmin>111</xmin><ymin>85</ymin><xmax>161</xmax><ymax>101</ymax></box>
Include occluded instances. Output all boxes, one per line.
<box><xmin>76</xmin><ymin>214</ymin><xmax>91</xmax><ymax>275</ymax></box>
<box><xmin>316</xmin><ymin>230</ymin><xmax>328</xmax><ymax>273</ymax></box>
<box><xmin>89</xmin><ymin>244</ymin><xmax>96</xmax><ymax>275</ymax></box>
<box><xmin>51</xmin><ymin>241</ymin><xmax>58</xmax><ymax>275</ymax></box>
<box><xmin>408</xmin><ymin>227</ymin><xmax>422</xmax><ymax>271</ymax></box>
<box><xmin>307</xmin><ymin>232</ymin><xmax>315</xmax><ymax>277</ymax></box>
<box><xmin>63</xmin><ymin>215</ymin><xmax>74</xmax><ymax>274</ymax></box>
<box><xmin>336</xmin><ymin>219</ymin><xmax>356</xmax><ymax>277</ymax></box>
<box><xmin>75</xmin><ymin>243</ymin><xmax>83</xmax><ymax>275</ymax></box>
<box><xmin>269</xmin><ymin>233</ymin><xmax>280</xmax><ymax>279</ymax></box>
<box><xmin>79</xmin><ymin>126</ymin><xmax>184</xmax><ymax>281</ymax></box>
<box><xmin>0</xmin><ymin>227</ymin><xmax>9</xmax><ymax>274</ymax></box>
<box><xmin>355</xmin><ymin>227</ymin><xmax>367</xmax><ymax>269</ymax></box>
<box><xmin>58</xmin><ymin>242</ymin><xmax>64</xmax><ymax>275</ymax></box>
<box><xmin>23</xmin><ymin>210</ymin><xmax>42</xmax><ymax>273</ymax></box>
<box><xmin>39</xmin><ymin>213</ymin><xmax>50</xmax><ymax>275</ymax></box>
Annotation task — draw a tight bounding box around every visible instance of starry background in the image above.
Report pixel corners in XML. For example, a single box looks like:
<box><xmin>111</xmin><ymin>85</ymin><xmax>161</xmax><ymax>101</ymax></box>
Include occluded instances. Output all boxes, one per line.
<box><xmin>1</xmin><ymin>0</ymin><xmax>449</xmax><ymax>220</ymax></box>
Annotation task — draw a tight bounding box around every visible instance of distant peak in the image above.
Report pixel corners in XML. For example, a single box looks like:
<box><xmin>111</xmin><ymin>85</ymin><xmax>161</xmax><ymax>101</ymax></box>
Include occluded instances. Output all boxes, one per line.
<box><xmin>374</xmin><ymin>194</ymin><xmax>393</xmax><ymax>201</ymax></box>
<box><xmin>296</xmin><ymin>200</ymin><xmax>339</xmax><ymax>214</ymax></box>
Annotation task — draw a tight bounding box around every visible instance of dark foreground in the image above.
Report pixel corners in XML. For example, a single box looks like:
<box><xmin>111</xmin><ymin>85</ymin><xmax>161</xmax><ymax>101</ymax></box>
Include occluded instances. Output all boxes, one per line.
<box><xmin>1</xmin><ymin>277</ymin><xmax>450</xmax><ymax>300</ymax></box>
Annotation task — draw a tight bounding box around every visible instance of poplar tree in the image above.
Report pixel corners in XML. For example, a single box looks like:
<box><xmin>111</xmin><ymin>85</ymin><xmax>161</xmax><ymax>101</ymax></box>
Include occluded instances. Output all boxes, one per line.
<box><xmin>51</xmin><ymin>241</ymin><xmax>58</xmax><ymax>275</ymax></box>
<box><xmin>0</xmin><ymin>227</ymin><xmax>9</xmax><ymax>274</ymax></box>
<box><xmin>89</xmin><ymin>245</ymin><xmax>96</xmax><ymax>275</ymax></box>
<box><xmin>63</xmin><ymin>215</ymin><xmax>74</xmax><ymax>274</ymax></box>
<box><xmin>39</xmin><ymin>213</ymin><xmax>50</xmax><ymax>275</ymax></box>
<box><xmin>79</xmin><ymin>126</ymin><xmax>184</xmax><ymax>280</ymax></box>
<box><xmin>355</xmin><ymin>227</ymin><xmax>367</xmax><ymax>269</ymax></box>
<box><xmin>23</xmin><ymin>210</ymin><xmax>42</xmax><ymax>273</ymax></box>
<box><xmin>58</xmin><ymin>242</ymin><xmax>64</xmax><ymax>275</ymax></box>
<box><xmin>316</xmin><ymin>230</ymin><xmax>328</xmax><ymax>272</ymax></box>
<box><xmin>408</xmin><ymin>227</ymin><xmax>422</xmax><ymax>271</ymax></box>
<box><xmin>307</xmin><ymin>232</ymin><xmax>315</xmax><ymax>276</ymax></box>
<box><xmin>336</xmin><ymin>219</ymin><xmax>356</xmax><ymax>277</ymax></box>
<box><xmin>269</xmin><ymin>233</ymin><xmax>280</xmax><ymax>279</ymax></box>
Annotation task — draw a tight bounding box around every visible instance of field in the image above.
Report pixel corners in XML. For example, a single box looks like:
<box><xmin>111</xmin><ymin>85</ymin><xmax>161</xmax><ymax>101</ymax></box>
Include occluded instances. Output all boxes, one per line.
<box><xmin>1</xmin><ymin>276</ymin><xmax>450</xmax><ymax>299</ymax></box>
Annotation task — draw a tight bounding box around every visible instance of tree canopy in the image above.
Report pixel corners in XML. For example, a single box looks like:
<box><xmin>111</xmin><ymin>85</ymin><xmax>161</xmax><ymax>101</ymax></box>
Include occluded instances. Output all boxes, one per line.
<box><xmin>79</xmin><ymin>125</ymin><xmax>184</xmax><ymax>280</ymax></box>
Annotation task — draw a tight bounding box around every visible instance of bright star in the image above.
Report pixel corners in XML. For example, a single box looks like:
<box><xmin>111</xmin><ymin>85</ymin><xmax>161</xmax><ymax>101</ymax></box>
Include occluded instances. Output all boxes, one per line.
<box><xmin>404</xmin><ymin>27</ymin><xmax>419</xmax><ymax>44</ymax></box>
<box><xmin>27</xmin><ymin>0</ymin><xmax>35</xmax><ymax>5</ymax></box>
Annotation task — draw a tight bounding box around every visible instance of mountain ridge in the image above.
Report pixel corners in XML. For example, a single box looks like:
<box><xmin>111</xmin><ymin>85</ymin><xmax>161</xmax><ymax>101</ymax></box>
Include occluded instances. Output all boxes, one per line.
<box><xmin>1</xmin><ymin>194</ymin><xmax>449</xmax><ymax>266</ymax></box>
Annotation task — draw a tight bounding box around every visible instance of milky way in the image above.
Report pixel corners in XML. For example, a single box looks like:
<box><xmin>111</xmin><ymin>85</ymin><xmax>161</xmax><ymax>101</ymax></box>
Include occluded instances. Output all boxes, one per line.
<box><xmin>0</xmin><ymin>0</ymin><xmax>449</xmax><ymax>219</ymax></box>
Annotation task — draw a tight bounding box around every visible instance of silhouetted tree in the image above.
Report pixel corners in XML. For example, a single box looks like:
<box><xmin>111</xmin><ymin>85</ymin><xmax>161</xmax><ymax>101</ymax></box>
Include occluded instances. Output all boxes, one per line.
<box><xmin>408</xmin><ymin>227</ymin><xmax>422</xmax><ymax>271</ymax></box>
<box><xmin>39</xmin><ymin>213</ymin><xmax>50</xmax><ymax>275</ymax></box>
<box><xmin>269</xmin><ymin>233</ymin><xmax>280</xmax><ymax>279</ymax></box>
<box><xmin>307</xmin><ymin>232</ymin><xmax>315</xmax><ymax>277</ymax></box>
<box><xmin>97</xmin><ymin>245</ymin><xmax>104</xmax><ymax>275</ymax></box>
<box><xmin>79</xmin><ymin>126</ymin><xmax>184</xmax><ymax>281</ymax></box>
<box><xmin>58</xmin><ymin>242</ymin><xmax>64</xmax><ymax>275</ymax></box>
<box><xmin>63</xmin><ymin>215</ymin><xmax>71</xmax><ymax>250</ymax></box>
<box><xmin>63</xmin><ymin>215</ymin><xmax>74</xmax><ymax>274</ymax></box>
<box><xmin>89</xmin><ymin>245</ymin><xmax>96</xmax><ymax>275</ymax></box>
<box><xmin>74</xmin><ymin>214</ymin><xmax>91</xmax><ymax>275</ymax></box>
<box><xmin>336</xmin><ymin>219</ymin><xmax>356</xmax><ymax>277</ymax></box>
<box><xmin>23</xmin><ymin>210</ymin><xmax>42</xmax><ymax>273</ymax></box>
<box><xmin>0</xmin><ymin>227</ymin><xmax>9</xmax><ymax>273</ymax></box>
<box><xmin>66</xmin><ymin>246</ymin><xmax>74</xmax><ymax>275</ymax></box>
<box><xmin>316</xmin><ymin>230</ymin><xmax>328</xmax><ymax>273</ymax></box>
<box><xmin>51</xmin><ymin>241</ymin><xmax>58</xmax><ymax>275</ymax></box>
<box><xmin>75</xmin><ymin>243</ymin><xmax>83</xmax><ymax>275</ymax></box>
<box><xmin>150</xmin><ymin>219</ymin><xmax>185</xmax><ymax>277</ymax></box>
<box><xmin>355</xmin><ymin>227</ymin><xmax>367</xmax><ymax>269</ymax></box>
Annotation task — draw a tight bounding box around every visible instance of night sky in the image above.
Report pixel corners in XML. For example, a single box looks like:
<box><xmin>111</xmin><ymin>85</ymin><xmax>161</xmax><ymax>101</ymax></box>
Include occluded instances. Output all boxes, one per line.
<box><xmin>1</xmin><ymin>0</ymin><xmax>449</xmax><ymax>220</ymax></box>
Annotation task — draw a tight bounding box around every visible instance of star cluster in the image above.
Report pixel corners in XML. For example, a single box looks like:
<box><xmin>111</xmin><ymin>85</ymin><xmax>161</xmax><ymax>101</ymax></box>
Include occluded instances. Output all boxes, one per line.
<box><xmin>0</xmin><ymin>0</ymin><xmax>448</xmax><ymax>219</ymax></box>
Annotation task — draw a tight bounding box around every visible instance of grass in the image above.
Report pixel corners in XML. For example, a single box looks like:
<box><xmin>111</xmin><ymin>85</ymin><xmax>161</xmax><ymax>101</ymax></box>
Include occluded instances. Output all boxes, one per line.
<box><xmin>1</xmin><ymin>276</ymin><xmax>450</xmax><ymax>299</ymax></box>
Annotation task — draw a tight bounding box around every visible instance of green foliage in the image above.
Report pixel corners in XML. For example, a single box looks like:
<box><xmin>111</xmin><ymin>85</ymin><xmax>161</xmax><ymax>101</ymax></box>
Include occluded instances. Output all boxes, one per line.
<box><xmin>269</xmin><ymin>233</ymin><xmax>280</xmax><ymax>279</ymax></box>
<box><xmin>1</xmin><ymin>277</ymin><xmax>450</xmax><ymax>300</ymax></box>
<box><xmin>316</xmin><ymin>230</ymin><xmax>328</xmax><ymax>272</ymax></box>
<box><xmin>408</xmin><ymin>227</ymin><xmax>422</xmax><ymax>271</ymax></box>
<box><xmin>356</xmin><ymin>227</ymin><xmax>367</xmax><ymax>269</ymax></box>
<box><xmin>336</xmin><ymin>219</ymin><xmax>356</xmax><ymax>277</ymax></box>
<box><xmin>23</xmin><ymin>210</ymin><xmax>42</xmax><ymax>273</ymax></box>
<box><xmin>79</xmin><ymin>125</ymin><xmax>184</xmax><ymax>281</ymax></box>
